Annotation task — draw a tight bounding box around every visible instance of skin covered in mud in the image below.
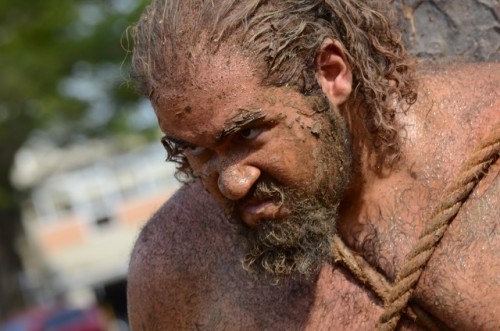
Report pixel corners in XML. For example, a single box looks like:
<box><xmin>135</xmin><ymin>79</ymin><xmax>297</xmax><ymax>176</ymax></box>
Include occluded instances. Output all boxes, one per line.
<box><xmin>127</xmin><ymin>1</ymin><xmax>500</xmax><ymax>329</ymax></box>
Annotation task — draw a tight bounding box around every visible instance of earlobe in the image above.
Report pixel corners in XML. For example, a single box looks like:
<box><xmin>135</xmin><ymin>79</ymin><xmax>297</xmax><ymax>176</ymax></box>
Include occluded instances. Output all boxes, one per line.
<box><xmin>315</xmin><ymin>39</ymin><xmax>353</xmax><ymax>107</ymax></box>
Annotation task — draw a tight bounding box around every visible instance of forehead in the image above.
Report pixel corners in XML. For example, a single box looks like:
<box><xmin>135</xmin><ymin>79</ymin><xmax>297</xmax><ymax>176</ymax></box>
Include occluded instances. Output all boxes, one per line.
<box><xmin>152</xmin><ymin>48</ymin><xmax>314</xmax><ymax>141</ymax></box>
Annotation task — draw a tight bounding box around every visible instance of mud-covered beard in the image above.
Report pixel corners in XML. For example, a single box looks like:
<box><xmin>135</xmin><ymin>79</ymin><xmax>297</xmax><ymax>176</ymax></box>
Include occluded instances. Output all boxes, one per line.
<box><xmin>227</xmin><ymin>106</ymin><xmax>351</xmax><ymax>282</ymax></box>
<box><xmin>232</xmin><ymin>181</ymin><xmax>340</xmax><ymax>282</ymax></box>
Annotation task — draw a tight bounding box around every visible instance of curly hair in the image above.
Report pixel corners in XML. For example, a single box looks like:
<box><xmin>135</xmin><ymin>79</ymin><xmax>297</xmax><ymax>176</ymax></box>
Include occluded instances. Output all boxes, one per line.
<box><xmin>131</xmin><ymin>0</ymin><xmax>417</xmax><ymax>179</ymax></box>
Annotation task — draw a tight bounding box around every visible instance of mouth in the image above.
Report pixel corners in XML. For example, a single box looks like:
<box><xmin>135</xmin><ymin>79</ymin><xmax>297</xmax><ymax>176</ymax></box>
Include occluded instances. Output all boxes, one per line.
<box><xmin>239</xmin><ymin>199</ymin><xmax>289</xmax><ymax>228</ymax></box>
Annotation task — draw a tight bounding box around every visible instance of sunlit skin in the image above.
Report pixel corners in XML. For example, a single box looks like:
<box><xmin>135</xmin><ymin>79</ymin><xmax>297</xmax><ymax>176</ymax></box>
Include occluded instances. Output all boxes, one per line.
<box><xmin>154</xmin><ymin>51</ymin><xmax>344</xmax><ymax>228</ymax></box>
<box><xmin>128</xmin><ymin>42</ymin><xmax>500</xmax><ymax>330</ymax></box>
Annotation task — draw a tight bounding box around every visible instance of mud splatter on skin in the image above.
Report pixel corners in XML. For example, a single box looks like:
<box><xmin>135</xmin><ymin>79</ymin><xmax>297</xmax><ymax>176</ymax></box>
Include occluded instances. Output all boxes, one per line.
<box><xmin>220</xmin><ymin>109</ymin><xmax>266</xmax><ymax>138</ymax></box>
<box><xmin>233</xmin><ymin>106</ymin><xmax>352</xmax><ymax>282</ymax></box>
<box><xmin>153</xmin><ymin>46</ymin><xmax>352</xmax><ymax>284</ymax></box>
<box><xmin>265</xmin><ymin>95</ymin><xmax>277</xmax><ymax>106</ymax></box>
<box><xmin>311</xmin><ymin>121</ymin><xmax>322</xmax><ymax>136</ymax></box>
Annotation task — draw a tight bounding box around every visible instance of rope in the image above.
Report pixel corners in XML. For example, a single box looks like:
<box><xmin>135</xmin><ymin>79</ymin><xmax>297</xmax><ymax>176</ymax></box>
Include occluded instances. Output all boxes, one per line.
<box><xmin>331</xmin><ymin>235</ymin><xmax>450</xmax><ymax>331</ymax></box>
<box><xmin>376</xmin><ymin>123</ymin><xmax>500</xmax><ymax>331</ymax></box>
<box><xmin>330</xmin><ymin>123</ymin><xmax>500</xmax><ymax>330</ymax></box>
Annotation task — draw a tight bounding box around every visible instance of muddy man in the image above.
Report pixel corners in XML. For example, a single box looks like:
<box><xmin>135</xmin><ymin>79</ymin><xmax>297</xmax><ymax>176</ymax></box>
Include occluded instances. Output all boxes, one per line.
<box><xmin>127</xmin><ymin>1</ymin><xmax>500</xmax><ymax>330</ymax></box>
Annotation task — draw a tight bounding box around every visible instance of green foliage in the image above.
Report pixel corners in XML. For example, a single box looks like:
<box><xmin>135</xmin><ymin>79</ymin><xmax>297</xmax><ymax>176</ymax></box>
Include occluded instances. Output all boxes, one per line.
<box><xmin>0</xmin><ymin>0</ymin><xmax>152</xmax><ymax>317</ymax></box>
<box><xmin>0</xmin><ymin>0</ymin><xmax>152</xmax><ymax>148</ymax></box>
<box><xmin>0</xmin><ymin>0</ymin><xmax>155</xmax><ymax>206</ymax></box>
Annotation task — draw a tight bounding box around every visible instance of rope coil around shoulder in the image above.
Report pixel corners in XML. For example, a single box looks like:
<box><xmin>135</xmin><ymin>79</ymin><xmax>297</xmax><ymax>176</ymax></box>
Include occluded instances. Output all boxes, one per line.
<box><xmin>376</xmin><ymin>122</ymin><xmax>500</xmax><ymax>331</ymax></box>
<box><xmin>331</xmin><ymin>235</ymin><xmax>450</xmax><ymax>331</ymax></box>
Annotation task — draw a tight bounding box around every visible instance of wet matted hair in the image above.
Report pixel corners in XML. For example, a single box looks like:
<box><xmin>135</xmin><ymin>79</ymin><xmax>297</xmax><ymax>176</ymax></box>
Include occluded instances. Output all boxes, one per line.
<box><xmin>131</xmin><ymin>0</ymin><xmax>418</xmax><ymax>177</ymax></box>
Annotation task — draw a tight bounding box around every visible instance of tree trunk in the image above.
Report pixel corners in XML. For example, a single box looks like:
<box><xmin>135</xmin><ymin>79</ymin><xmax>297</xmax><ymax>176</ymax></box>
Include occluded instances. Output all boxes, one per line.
<box><xmin>0</xmin><ymin>208</ymin><xmax>25</xmax><ymax>320</ymax></box>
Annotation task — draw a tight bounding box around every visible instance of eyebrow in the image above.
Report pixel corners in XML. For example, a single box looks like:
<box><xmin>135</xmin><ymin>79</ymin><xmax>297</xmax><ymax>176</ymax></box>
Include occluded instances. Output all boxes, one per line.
<box><xmin>218</xmin><ymin>109</ymin><xmax>266</xmax><ymax>140</ymax></box>
<box><xmin>161</xmin><ymin>135</ymin><xmax>194</xmax><ymax>150</ymax></box>
<box><xmin>163</xmin><ymin>109</ymin><xmax>267</xmax><ymax>149</ymax></box>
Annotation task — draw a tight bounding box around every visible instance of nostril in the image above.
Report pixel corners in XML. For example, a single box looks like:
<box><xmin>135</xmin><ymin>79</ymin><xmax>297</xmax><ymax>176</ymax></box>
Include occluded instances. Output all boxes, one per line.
<box><xmin>218</xmin><ymin>170</ymin><xmax>241</xmax><ymax>200</ymax></box>
<box><xmin>217</xmin><ymin>165</ymin><xmax>260</xmax><ymax>201</ymax></box>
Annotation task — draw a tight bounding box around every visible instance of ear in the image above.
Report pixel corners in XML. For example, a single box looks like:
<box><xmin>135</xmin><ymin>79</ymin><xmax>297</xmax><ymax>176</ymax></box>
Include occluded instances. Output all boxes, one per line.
<box><xmin>315</xmin><ymin>39</ymin><xmax>353</xmax><ymax>106</ymax></box>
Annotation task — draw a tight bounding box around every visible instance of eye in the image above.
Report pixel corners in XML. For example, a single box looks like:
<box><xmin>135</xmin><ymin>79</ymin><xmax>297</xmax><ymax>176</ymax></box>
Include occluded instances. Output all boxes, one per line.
<box><xmin>184</xmin><ymin>145</ymin><xmax>206</xmax><ymax>157</ymax></box>
<box><xmin>161</xmin><ymin>136</ymin><xmax>205</xmax><ymax>157</ymax></box>
<box><xmin>238</xmin><ymin>127</ymin><xmax>262</xmax><ymax>140</ymax></box>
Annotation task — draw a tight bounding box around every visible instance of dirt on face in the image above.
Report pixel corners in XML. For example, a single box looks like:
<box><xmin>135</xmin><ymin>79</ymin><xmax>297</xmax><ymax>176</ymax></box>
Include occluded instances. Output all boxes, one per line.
<box><xmin>228</xmin><ymin>106</ymin><xmax>352</xmax><ymax>282</ymax></box>
<box><xmin>153</xmin><ymin>41</ymin><xmax>353</xmax><ymax>281</ymax></box>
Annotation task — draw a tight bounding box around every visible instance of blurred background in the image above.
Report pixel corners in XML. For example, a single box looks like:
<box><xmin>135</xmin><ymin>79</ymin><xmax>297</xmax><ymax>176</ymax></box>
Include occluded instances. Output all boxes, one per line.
<box><xmin>0</xmin><ymin>0</ymin><xmax>498</xmax><ymax>330</ymax></box>
<box><xmin>0</xmin><ymin>0</ymin><xmax>180</xmax><ymax>330</ymax></box>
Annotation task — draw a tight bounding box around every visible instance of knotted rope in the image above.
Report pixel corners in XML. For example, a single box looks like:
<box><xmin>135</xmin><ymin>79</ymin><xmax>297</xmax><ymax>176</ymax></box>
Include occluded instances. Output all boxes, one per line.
<box><xmin>377</xmin><ymin>123</ymin><xmax>500</xmax><ymax>331</ymax></box>
<box><xmin>331</xmin><ymin>235</ymin><xmax>450</xmax><ymax>331</ymax></box>
<box><xmin>331</xmin><ymin>122</ymin><xmax>500</xmax><ymax>330</ymax></box>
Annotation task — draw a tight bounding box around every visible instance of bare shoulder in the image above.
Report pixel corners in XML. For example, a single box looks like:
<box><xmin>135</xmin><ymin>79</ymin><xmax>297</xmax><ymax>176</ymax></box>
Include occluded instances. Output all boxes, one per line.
<box><xmin>128</xmin><ymin>181</ymin><xmax>227</xmax><ymax>277</ymax></box>
<box><xmin>406</xmin><ymin>62</ymin><xmax>500</xmax><ymax>329</ymax></box>
<box><xmin>418</xmin><ymin>61</ymin><xmax>500</xmax><ymax>92</ymax></box>
<box><xmin>126</xmin><ymin>182</ymin><xmax>318</xmax><ymax>330</ymax></box>
<box><xmin>127</xmin><ymin>181</ymin><xmax>231</xmax><ymax>329</ymax></box>
<box><xmin>406</xmin><ymin>61</ymin><xmax>499</xmax><ymax>175</ymax></box>
<box><xmin>378</xmin><ymin>62</ymin><xmax>500</xmax><ymax>329</ymax></box>
<box><xmin>416</xmin><ymin>61</ymin><xmax>499</xmax><ymax>131</ymax></box>
<box><xmin>127</xmin><ymin>182</ymin><xmax>402</xmax><ymax>330</ymax></box>
<box><xmin>129</xmin><ymin>181</ymin><xmax>227</xmax><ymax>266</ymax></box>
<box><xmin>421</xmin><ymin>60</ymin><xmax>498</xmax><ymax>104</ymax></box>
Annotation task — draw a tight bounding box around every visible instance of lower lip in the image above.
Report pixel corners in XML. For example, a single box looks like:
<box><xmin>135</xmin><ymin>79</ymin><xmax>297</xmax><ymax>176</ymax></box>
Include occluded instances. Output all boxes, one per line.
<box><xmin>241</xmin><ymin>200</ymin><xmax>287</xmax><ymax>227</ymax></box>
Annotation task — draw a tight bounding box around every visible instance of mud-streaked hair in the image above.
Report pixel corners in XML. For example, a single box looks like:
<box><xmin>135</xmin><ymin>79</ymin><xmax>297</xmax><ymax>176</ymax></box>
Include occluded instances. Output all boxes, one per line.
<box><xmin>131</xmin><ymin>0</ymin><xmax>417</xmax><ymax>177</ymax></box>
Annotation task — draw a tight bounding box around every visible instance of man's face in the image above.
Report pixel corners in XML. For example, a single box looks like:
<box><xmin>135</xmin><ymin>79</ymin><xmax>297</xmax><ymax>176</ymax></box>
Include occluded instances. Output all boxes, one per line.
<box><xmin>154</xmin><ymin>50</ymin><xmax>351</xmax><ymax>279</ymax></box>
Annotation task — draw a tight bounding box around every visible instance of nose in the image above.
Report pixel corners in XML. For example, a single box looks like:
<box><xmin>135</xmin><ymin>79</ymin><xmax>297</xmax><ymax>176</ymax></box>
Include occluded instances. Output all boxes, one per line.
<box><xmin>217</xmin><ymin>163</ymin><xmax>261</xmax><ymax>200</ymax></box>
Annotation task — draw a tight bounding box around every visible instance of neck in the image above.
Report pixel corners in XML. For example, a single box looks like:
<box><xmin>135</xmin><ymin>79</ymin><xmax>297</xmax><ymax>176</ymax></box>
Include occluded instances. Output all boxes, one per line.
<box><xmin>336</xmin><ymin>105</ymin><xmax>413</xmax><ymax>280</ymax></box>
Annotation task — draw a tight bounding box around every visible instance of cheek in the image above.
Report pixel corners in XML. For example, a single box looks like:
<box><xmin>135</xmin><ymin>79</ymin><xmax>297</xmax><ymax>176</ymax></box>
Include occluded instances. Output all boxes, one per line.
<box><xmin>187</xmin><ymin>154</ymin><xmax>220</xmax><ymax>190</ymax></box>
<box><xmin>185</xmin><ymin>155</ymin><xmax>205</xmax><ymax>174</ymax></box>
<box><xmin>262</xmin><ymin>132</ymin><xmax>319</xmax><ymax>187</ymax></box>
